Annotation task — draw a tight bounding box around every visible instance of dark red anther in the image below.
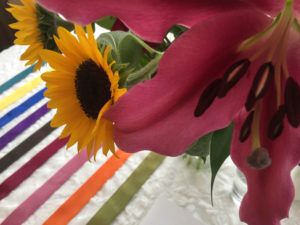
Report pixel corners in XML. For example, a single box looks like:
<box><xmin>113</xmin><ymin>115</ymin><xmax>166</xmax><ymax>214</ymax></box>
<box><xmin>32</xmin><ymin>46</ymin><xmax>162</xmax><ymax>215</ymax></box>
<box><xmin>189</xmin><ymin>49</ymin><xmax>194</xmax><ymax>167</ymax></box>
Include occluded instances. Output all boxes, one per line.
<box><xmin>267</xmin><ymin>105</ymin><xmax>286</xmax><ymax>140</ymax></box>
<box><xmin>284</xmin><ymin>77</ymin><xmax>300</xmax><ymax>128</ymax></box>
<box><xmin>245</xmin><ymin>62</ymin><xmax>274</xmax><ymax>111</ymax></box>
<box><xmin>239</xmin><ymin>111</ymin><xmax>254</xmax><ymax>142</ymax></box>
<box><xmin>218</xmin><ymin>59</ymin><xmax>251</xmax><ymax>98</ymax></box>
<box><xmin>194</xmin><ymin>78</ymin><xmax>222</xmax><ymax>117</ymax></box>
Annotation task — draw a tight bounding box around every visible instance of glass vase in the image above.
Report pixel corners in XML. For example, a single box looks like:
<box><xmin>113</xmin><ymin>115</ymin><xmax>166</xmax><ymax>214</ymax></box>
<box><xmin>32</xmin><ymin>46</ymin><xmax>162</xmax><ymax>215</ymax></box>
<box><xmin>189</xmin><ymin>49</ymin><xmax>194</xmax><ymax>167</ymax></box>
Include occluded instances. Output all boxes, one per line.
<box><xmin>291</xmin><ymin>166</ymin><xmax>300</xmax><ymax>201</ymax></box>
<box><xmin>232</xmin><ymin>166</ymin><xmax>300</xmax><ymax>202</ymax></box>
<box><xmin>232</xmin><ymin>168</ymin><xmax>247</xmax><ymax>203</ymax></box>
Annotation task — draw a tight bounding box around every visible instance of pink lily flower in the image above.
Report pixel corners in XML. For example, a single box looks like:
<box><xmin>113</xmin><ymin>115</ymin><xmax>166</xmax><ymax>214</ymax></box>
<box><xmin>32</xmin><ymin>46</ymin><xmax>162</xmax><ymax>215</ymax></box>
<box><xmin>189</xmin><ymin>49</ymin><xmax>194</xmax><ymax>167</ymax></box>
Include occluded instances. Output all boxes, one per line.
<box><xmin>104</xmin><ymin>3</ymin><xmax>300</xmax><ymax>225</ymax></box>
<box><xmin>36</xmin><ymin>0</ymin><xmax>300</xmax><ymax>224</ymax></box>
<box><xmin>36</xmin><ymin>0</ymin><xmax>284</xmax><ymax>42</ymax></box>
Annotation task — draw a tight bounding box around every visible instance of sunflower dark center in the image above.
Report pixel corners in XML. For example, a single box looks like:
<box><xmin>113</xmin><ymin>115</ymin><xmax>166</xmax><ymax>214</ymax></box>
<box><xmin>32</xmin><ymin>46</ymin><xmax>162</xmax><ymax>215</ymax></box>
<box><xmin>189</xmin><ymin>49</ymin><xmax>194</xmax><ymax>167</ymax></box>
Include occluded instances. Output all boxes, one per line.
<box><xmin>75</xmin><ymin>59</ymin><xmax>111</xmax><ymax>119</ymax></box>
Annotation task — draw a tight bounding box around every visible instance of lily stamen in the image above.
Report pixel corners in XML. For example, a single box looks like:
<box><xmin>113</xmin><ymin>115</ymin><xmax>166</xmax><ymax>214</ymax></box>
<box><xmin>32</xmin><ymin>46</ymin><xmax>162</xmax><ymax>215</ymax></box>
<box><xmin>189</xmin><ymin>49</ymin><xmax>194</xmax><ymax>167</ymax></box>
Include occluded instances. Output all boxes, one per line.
<box><xmin>274</xmin><ymin>62</ymin><xmax>282</xmax><ymax>107</ymax></box>
<box><xmin>251</xmin><ymin>103</ymin><xmax>261</xmax><ymax>151</ymax></box>
<box><xmin>245</xmin><ymin>62</ymin><xmax>274</xmax><ymax>111</ymax></box>
<box><xmin>268</xmin><ymin>105</ymin><xmax>286</xmax><ymax>140</ymax></box>
<box><xmin>239</xmin><ymin>111</ymin><xmax>254</xmax><ymax>142</ymax></box>
<box><xmin>254</xmin><ymin>63</ymin><xmax>274</xmax><ymax>98</ymax></box>
<box><xmin>265</xmin><ymin>5</ymin><xmax>293</xmax><ymax>62</ymax></box>
<box><xmin>218</xmin><ymin>59</ymin><xmax>250</xmax><ymax>98</ymax></box>
<box><xmin>284</xmin><ymin>77</ymin><xmax>300</xmax><ymax>128</ymax></box>
<box><xmin>238</xmin><ymin>2</ymin><xmax>294</xmax><ymax>112</ymax></box>
<box><xmin>196</xmin><ymin>4</ymin><xmax>295</xmax><ymax>120</ymax></box>
<box><xmin>194</xmin><ymin>78</ymin><xmax>222</xmax><ymax>117</ymax></box>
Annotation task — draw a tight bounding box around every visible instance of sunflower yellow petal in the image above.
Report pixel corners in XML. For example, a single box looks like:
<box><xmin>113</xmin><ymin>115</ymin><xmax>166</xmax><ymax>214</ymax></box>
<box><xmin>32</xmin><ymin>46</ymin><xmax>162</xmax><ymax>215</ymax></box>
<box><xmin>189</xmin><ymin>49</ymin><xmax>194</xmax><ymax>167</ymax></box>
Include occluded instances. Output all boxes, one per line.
<box><xmin>56</xmin><ymin>27</ymin><xmax>86</xmax><ymax>58</ymax></box>
<box><xmin>113</xmin><ymin>88</ymin><xmax>127</xmax><ymax>103</ymax></box>
<box><xmin>51</xmin><ymin>112</ymin><xmax>68</xmax><ymax>127</ymax></box>
<box><xmin>92</xmin><ymin>100</ymin><xmax>112</xmax><ymax>135</ymax></box>
<box><xmin>60</xmin><ymin>125</ymin><xmax>71</xmax><ymax>138</ymax></box>
<box><xmin>54</xmin><ymin>37</ymin><xmax>82</xmax><ymax>65</ymax></box>
<box><xmin>65</xmin><ymin>117</ymin><xmax>90</xmax><ymax>149</ymax></box>
<box><xmin>20</xmin><ymin>43</ymin><xmax>42</xmax><ymax>59</ymax></box>
<box><xmin>86</xmin><ymin>139</ymin><xmax>95</xmax><ymax>159</ymax></box>
<box><xmin>40</xmin><ymin>50</ymin><xmax>77</xmax><ymax>72</ymax></box>
<box><xmin>44</xmin><ymin>85</ymin><xmax>75</xmax><ymax>97</ymax></box>
<box><xmin>41</xmin><ymin>71</ymin><xmax>74</xmax><ymax>82</ymax></box>
<box><xmin>75</xmin><ymin>25</ymin><xmax>96</xmax><ymax>62</ymax></box>
<box><xmin>77</xmin><ymin>120</ymin><xmax>95</xmax><ymax>150</ymax></box>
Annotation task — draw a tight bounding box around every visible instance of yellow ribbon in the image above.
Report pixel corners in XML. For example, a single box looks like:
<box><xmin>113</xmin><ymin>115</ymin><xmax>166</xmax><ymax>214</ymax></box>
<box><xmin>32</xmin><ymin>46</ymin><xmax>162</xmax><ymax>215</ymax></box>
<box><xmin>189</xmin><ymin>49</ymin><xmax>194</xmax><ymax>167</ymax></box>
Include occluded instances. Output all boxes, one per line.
<box><xmin>0</xmin><ymin>76</ymin><xmax>43</xmax><ymax>111</ymax></box>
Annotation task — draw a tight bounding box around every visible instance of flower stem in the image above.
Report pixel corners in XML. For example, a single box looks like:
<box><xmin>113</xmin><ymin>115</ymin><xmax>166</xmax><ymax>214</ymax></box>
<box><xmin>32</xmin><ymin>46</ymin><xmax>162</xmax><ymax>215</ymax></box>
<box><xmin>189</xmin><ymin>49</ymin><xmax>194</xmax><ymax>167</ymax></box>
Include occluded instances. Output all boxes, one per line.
<box><xmin>128</xmin><ymin>32</ymin><xmax>163</xmax><ymax>55</ymax></box>
<box><xmin>55</xmin><ymin>15</ymin><xmax>74</xmax><ymax>31</ymax></box>
<box><xmin>252</xmin><ymin>103</ymin><xmax>261</xmax><ymax>150</ymax></box>
<box><xmin>126</xmin><ymin>53</ymin><xmax>162</xmax><ymax>88</ymax></box>
<box><xmin>238</xmin><ymin>14</ymin><xmax>281</xmax><ymax>52</ymax></box>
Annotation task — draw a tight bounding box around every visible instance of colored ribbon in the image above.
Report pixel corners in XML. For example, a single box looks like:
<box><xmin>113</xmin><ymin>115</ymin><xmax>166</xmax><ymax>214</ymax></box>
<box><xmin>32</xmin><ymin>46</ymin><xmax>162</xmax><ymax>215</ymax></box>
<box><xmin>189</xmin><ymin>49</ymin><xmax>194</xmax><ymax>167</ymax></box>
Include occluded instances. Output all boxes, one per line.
<box><xmin>0</xmin><ymin>103</ymin><xmax>50</xmax><ymax>150</ymax></box>
<box><xmin>1</xmin><ymin>148</ymin><xmax>89</xmax><ymax>225</ymax></box>
<box><xmin>0</xmin><ymin>64</ymin><xmax>35</xmax><ymax>95</ymax></box>
<box><xmin>0</xmin><ymin>137</ymin><xmax>68</xmax><ymax>200</ymax></box>
<box><xmin>87</xmin><ymin>152</ymin><xmax>165</xmax><ymax>225</ymax></box>
<box><xmin>0</xmin><ymin>76</ymin><xmax>43</xmax><ymax>111</ymax></box>
<box><xmin>43</xmin><ymin>150</ymin><xmax>132</xmax><ymax>225</ymax></box>
<box><xmin>0</xmin><ymin>87</ymin><xmax>46</xmax><ymax>128</ymax></box>
<box><xmin>0</xmin><ymin>121</ymin><xmax>55</xmax><ymax>174</ymax></box>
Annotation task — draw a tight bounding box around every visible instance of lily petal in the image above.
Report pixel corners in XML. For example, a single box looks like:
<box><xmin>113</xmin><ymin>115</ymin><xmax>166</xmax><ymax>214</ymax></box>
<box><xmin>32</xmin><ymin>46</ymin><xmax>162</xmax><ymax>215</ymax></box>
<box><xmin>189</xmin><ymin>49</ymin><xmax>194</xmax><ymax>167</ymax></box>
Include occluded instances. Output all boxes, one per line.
<box><xmin>293</xmin><ymin>0</ymin><xmax>300</xmax><ymax>21</ymax></box>
<box><xmin>286</xmin><ymin>28</ymin><xmax>300</xmax><ymax>85</ymax></box>
<box><xmin>231</xmin><ymin>84</ymin><xmax>300</xmax><ymax>225</ymax></box>
<box><xmin>247</xmin><ymin>0</ymin><xmax>285</xmax><ymax>16</ymax></box>
<box><xmin>37</xmin><ymin>0</ymin><xmax>257</xmax><ymax>42</ymax></box>
<box><xmin>105</xmin><ymin>9</ymin><xmax>272</xmax><ymax>156</ymax></box>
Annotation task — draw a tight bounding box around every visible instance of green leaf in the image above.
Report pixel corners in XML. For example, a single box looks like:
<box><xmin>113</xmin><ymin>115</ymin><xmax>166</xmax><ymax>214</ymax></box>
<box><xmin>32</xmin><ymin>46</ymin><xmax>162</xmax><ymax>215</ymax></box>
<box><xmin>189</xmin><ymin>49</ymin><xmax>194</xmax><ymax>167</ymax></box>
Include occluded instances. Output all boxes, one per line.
<box><xmin>185</xmin><ymin>132</ymin><xmax>213</xmax><ymax>162</ymax></box>
<box><xmin>119</xmin><ymin>35</ymin><xmax>144</xmax><ymax>70</ymax></box>
<box><xmin>96</xmin><ymin>16</ymin><xmax>117</xmax><ymax>30</ymax></box>
<box><xmin>98</xmin><ymin>31</ymin><xmax>128</xmax><ymax>61</ymax></box>
<box><xmin>155</xmin><ymin>25</ymin><xmax>188</xmax><ymax>52</ymax></box>
<box><xmin>98</xmin><ymin>31</ymin><xmax>156</xmax><ymax>88</ymax></box>
<box><xmin>210</xmin><ymin>122</ymin><xmax>234</xmax><ymax>205</ymax></box>
<box><xmin>98</xmin><ymin>31</ymin><xmax>143</xmax><ymax>67</ymax></box>
<box><xmin>169</xmin><ymin>25</ymin><xmax>189</xmax><ymax>39</ymax></box>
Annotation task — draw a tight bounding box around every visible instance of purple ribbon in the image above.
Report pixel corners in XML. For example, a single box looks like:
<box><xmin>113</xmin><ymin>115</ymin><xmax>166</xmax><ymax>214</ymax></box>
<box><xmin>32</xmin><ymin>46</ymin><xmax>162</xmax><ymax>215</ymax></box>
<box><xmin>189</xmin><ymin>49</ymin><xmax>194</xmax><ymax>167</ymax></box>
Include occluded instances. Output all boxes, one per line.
<box><xmin>0</xmin><ymin>103</ymin><xmax>50</xmax><ymax>150</ymax></box>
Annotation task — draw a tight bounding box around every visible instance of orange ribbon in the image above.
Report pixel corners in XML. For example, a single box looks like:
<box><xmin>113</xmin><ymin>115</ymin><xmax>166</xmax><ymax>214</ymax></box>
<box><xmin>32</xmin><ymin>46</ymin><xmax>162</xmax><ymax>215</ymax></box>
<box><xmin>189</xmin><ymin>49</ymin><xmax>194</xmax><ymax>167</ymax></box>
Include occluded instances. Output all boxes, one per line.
<box><xmin>43</xmin><ymin>150</ymin><xmax>131</xmax><ymax>225</ymax></box>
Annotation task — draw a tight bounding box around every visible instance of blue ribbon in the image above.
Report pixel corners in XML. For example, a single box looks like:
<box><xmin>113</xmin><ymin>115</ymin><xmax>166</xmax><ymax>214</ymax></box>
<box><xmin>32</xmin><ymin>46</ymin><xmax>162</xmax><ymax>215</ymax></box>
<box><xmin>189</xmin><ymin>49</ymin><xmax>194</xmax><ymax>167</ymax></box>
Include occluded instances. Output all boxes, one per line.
<box><xmin>0</xmin><ymin>87</ymin><xmax>47</xmax><ymax>129</ymax></box>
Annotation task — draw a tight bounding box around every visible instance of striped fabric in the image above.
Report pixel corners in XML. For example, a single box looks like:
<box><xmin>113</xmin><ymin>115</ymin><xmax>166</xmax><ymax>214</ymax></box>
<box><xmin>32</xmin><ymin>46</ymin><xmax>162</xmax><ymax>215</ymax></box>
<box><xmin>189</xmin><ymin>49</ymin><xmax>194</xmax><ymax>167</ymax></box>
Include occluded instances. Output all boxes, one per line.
<box><xmin>0</xmin><ymin>45</ymin><xmax>166</xmax><ymax>225</ymax></box>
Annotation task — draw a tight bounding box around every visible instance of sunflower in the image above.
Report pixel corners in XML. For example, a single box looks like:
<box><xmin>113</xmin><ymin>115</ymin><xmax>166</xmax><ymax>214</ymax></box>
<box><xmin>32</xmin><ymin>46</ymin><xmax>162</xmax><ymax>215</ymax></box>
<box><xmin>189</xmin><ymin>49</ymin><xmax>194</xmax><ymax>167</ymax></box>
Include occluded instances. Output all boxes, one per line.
<box><xmin>7</xmin><ymin>0</ymin><xmax>44</xmax><ymax>71</ymax></box>
<box><xmin>7</xmin><ymin>0</ymin><xmax>66</xmax><ymax>71</ymax></box>
<box><xmin>40</xmin><ymin>24</ymin><xmax>126</xmax><ymax>158</ymax></box>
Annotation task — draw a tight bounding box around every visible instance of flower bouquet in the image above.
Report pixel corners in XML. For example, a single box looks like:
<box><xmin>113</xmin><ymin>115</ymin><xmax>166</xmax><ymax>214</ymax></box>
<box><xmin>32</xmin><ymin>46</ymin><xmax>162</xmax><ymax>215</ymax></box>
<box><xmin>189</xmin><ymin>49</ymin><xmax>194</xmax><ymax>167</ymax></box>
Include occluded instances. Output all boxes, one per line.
<box><xmin>7</xmin><ymin>0</ymin><xmax>300</xmax><ymax>224</ymax></box>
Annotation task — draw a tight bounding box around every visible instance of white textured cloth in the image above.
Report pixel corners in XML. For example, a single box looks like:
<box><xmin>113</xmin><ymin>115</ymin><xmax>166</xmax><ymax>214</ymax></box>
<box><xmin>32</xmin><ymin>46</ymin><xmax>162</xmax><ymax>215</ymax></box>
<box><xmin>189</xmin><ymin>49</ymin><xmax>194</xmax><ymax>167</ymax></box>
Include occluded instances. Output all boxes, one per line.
<box><xmin>0</xmin><ymin>45</ymin><xmax>299</xmax><ymax>225</ymax></box>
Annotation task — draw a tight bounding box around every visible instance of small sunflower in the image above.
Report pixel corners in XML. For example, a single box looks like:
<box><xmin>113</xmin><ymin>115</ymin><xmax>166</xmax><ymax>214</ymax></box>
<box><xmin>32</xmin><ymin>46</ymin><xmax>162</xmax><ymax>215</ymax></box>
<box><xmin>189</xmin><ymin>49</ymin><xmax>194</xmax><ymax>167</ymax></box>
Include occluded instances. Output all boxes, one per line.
<box><xmin>7</xmin><ymin>0</ymin><xmax>44</xmax><ymax>71</ymax></box>
<box><xmin>7</xmin><ymin>0</ymin><xmax>66</xmax><ymax>71</ymax></box>
<box><xmin>41</xmin><ymin>24</ymin><xmax>126</xmax><ymax>158</ymax></box>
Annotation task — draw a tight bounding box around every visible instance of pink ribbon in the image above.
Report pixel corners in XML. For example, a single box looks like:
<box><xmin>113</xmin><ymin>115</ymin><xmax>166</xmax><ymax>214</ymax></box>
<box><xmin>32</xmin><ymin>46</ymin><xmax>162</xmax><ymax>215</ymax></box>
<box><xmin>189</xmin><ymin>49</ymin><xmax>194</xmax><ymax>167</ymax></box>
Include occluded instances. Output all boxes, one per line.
<box><xmin>1</xmin><ymin>148</ymin><xmax>89</xmax><ymax>225</ymax></box>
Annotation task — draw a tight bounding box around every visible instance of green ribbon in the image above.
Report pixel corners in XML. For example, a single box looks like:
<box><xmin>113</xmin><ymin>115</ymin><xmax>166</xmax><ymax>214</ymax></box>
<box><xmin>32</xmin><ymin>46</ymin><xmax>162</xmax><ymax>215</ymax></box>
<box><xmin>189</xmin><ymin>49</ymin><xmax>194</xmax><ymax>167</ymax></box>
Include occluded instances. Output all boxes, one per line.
<box><xmin>87</xmin><ymin>152</ymin><xmax>166</xmax><ymax>225</ymax></box>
